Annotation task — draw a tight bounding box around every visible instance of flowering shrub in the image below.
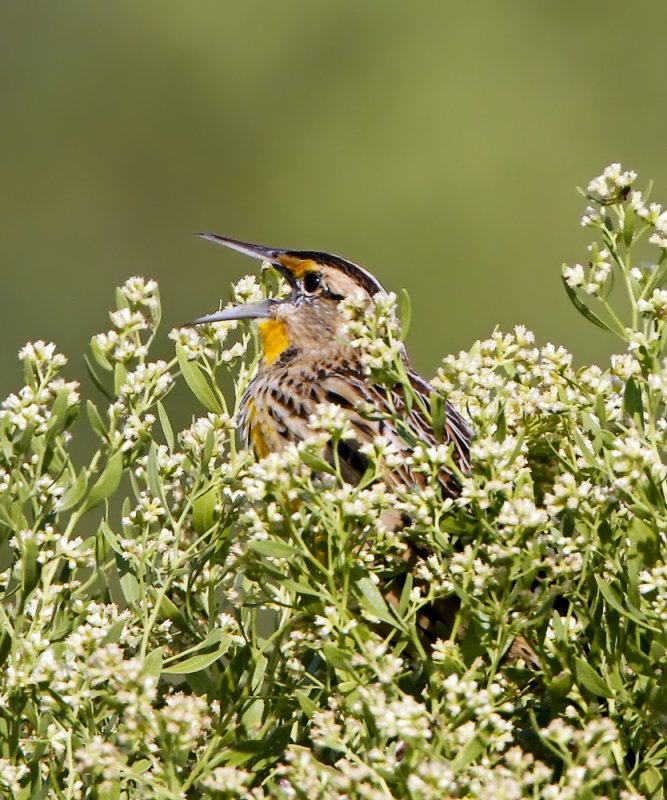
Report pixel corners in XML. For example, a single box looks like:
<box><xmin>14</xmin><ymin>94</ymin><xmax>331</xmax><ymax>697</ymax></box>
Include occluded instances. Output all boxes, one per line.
<box><xmin>1</xmin><ymin>166</ymin><xmax>666</xmax><ymax>798</ymax></box>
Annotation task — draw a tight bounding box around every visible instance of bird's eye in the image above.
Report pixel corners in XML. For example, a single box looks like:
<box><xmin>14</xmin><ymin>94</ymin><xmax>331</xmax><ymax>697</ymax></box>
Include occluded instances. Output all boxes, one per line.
<box><xmin>302</xmin><ymin>272</ymin><xmax>322</xmax><ymax>293</ymax></box>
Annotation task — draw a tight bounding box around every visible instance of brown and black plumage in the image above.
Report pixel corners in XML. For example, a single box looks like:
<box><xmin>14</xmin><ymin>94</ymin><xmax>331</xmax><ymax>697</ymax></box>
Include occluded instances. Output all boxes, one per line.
<box><xmin>189</xmin><ymin>235</ymin><xmax>539</xmax><ymax>667</ymax></box>
<box><xmin>190</xmin><ymin>234</ymin><xmax>471</xmax><ymax>497</ymax></box>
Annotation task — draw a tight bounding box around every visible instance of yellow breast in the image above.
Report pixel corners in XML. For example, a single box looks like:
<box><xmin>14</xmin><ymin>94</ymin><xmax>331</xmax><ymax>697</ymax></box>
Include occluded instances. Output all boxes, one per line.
<box><xmin>258</xmin><ymin>319</ymin><xmax>289</xmax><ymax>365</ymax></box>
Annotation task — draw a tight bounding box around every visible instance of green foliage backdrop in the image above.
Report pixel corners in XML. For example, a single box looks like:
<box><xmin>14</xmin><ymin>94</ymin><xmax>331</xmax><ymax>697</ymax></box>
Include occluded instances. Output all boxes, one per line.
<box><xmin>4</xmin><ymin>2</ymin><xmax>667</xmax><ymax>412</ymax></box>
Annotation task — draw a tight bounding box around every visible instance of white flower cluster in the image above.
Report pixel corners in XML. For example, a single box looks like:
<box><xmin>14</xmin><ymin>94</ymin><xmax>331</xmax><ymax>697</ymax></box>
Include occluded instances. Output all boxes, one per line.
<box><xmin>586</xmin><ymin>162</ymin><xmax>637</xmax><ymax>204</ymax></box>
<box><xmin>1</xmin><ymin>341</ymin><xmax>79</xmax><ymax>436</ymax></box>
<box><xmin>562</xmin><ymin>244</ymin><xmax>612</xmax><ymax>297</ymax></box>
<box><xmin>93</xmin><ymin>277</ymin><xmax>159</xmax><ymax>364</ymax></box>
<box><xmin>340</xmin><ymin>290</ymin><xmax>404</xmax><ymax>374</ymax></box>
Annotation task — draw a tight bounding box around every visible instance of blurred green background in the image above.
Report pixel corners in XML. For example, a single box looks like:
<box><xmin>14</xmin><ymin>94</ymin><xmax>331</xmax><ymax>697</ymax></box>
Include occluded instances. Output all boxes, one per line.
<box><xmin>2</xmin><ymin>2</ymin><xmax>666</xmax><ymax>407</ymax></box>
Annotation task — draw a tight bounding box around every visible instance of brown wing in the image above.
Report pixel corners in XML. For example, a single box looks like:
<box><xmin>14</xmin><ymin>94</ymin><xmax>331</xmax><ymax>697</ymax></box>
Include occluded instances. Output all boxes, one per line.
<box><xmin>243</xmin><ymin>356</ymin><xmax>471</xmax><ymax>495</ymax></box>
<box><xmin>258</xmin><ymin>363</ymin><xmax>470</xmax><ymax>495</ymax></box>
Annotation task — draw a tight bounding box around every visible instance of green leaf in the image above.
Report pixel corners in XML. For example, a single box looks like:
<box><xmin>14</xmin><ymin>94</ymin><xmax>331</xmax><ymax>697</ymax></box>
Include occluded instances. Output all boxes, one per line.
<box><xmin>547</xmin><ymin>669</ymin><xmax>573</xmax><ymax>696</ymax></box>
<box><xmin>84</xmin><ymin>451</ymin><xmax>123</xmax><ymax>511</ymax></box>
<box><xmin>84</xmin><ymin>355</ymin><xmax>113</xmax><ymax>400</ymax></box>
<box><xmin>119</xmin><ymin>569</ymin><xmax>140</xmax><ymax>604</ymax></box>
<box><xmin>248</xmin><ymin>539</ymin><xmax>300</xmax><ymax>559</ymax></box>
<box><xmin>299</xmin><ymin>448</ymin><xmax>336</xmax><ymax>475</ymax></box>
<box><xmin>86</xmin><ymin>399</ymin><xmax>107</xmax><ymax>439</ymax></box>
<box><xmin>89</xmin><ymin>334</ymin><xmax>113</xmax><ymax>371</ymax></box>
<box><xmin>355</xmin><ymin>575</ymin><xmax>400</xmax><ymax>628</ymax></box>
<box><xmin>114</xmin><ymin>362</ymin><xmax>128</xmax><ymax>396</ymax></box>
<box><xmin>143</xmin><ymin>646</ymin><xmax>164</xmax><ymax>679</ymax></box>
<box><xmin>429</xmin><ymin>393</ymin><xmax>447</xmax><ymax>443</ymax></box>
<box><xmin>115</xmin><ymin>287</ymin><xmax>129</xmax><ymax>310</ymax></box>
<box><xmin>571</xmin><ymin>426</ymin><xmax>598</xmax><ymax>469</ymax></box>
<box><xmin>241</xmin><ymin>699</ymin><xmax>265</xmax><ymax>731</ymax></box>
<box><xmin>99</xmin><ymin>520</ymin><xmax>123</xmax><ymax>555</ymax></box>
<box><xmin>48</xmin><ymin>387</ymin><xmax>74</xmax><ymax>432</ymax></box>
<box><xmin>622</xmin><ymin>204</ymin><xmax>635</xmax><ymax>247</ymax></box>
<box><xmin>295</xmin><ymin>689</ymin><xmax>317</xmax><ymax>717</ymax></box>
<box><xmin>561</xmin><ymin>274</ymin><xmax>610</xmax><ymax>332</ymax></box>
<box><xmin>322</xmin><ymin>643</ymin><xmax>350</xmax><ymax>670</ymax></box>
<box><xmin>574</xmin><ymin>657</ymin><xmax>613</xmax><ymax>698</ymax></box>
<box><xmin>22</xmin><ymin>532</ymin><xmax>41</xmax><ymax>597</ymax></box>
<box><xmin>452</xmin><ymin>735</ymin><xmax>485</xmax><ymax>772</ymax></box>
<box><xmin>176</xmin><ymin>344</ymin><xmax>223</xmax><ymax>413</ymax></box>
<box><xmin>594</xmin><ymin>575</ymin><xmax>652</xmax><ymax>628</ymax></box>
<box><xmin>192</xmin><ymin>485</ymin><xmax>219</xmax><ymax>535</ymax></box>
<box><xmin>163</xmin><ymin>632</ymin><xmax>232</xmax><ymax>674</ymax></box>
<box><xmin>59</xmin><ymin>468</ymin><xmax>88</xmax><ymax>512</ymax></box>
<box><xmin>623</xmin><ymin>376</ymin><xmax>644</xmax><ymax>422</ymax></box>
<box><xmin>157</xmin><ymin>401</ymin><xmax>174</xmax><ymax>451</ymax></box>
<box><xmin>280</xmin><ymin>578</ymin><xmax>322</xmax><ymax>597</ymax></box>
<box><xmin>146</xmin><ymin>443</ymin><xmax>162</xmax><ymax>500</ymax></box>
<box><xmin>155</xmin><ymin>592</ymin><xmax>189</xmax><ymax>632</ymax></box>
<box><xmin>639</xmin><ymin>765</ymin><xmax>664</xmax><ymax>800</ymax></box>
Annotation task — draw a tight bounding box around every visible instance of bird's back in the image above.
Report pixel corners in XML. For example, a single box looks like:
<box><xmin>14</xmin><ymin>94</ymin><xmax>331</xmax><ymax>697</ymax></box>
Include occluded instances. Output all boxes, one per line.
<box><xmin>240</xmin><ymin>349</ymin><xmax>471</xmax><ymax>496</ymax></box>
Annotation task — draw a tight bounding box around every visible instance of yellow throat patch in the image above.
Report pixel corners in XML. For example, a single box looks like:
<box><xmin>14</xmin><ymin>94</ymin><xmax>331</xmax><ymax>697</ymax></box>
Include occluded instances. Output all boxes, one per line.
<box><xmin>258</xmin><ymin>319</ymin><xmax>289</xmax><ymax>365</ymax></box>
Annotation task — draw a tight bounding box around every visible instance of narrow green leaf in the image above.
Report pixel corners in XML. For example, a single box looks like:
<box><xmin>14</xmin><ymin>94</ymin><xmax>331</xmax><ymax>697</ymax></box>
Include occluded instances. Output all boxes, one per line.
<box><xmin>561</xmin><ymin>274</ymin><xmax>610</xmax><ymax>331</ymax></box>
<box><xmin>280</xmin><ymin>578</ymin><xmax>322</xmax><ymax>597</ymax></box>
<box><xmin>89</xmin><ymin>335</ymin><xmax>113</xmax><ymax>371</ymax></box>
<box><xmin>84</xmin><ymin>451</ymin><xmax>123</xmax><ymax>511</ymax></box>
<box><xmin>295</xmin><ymin>689</ymin><xmax>317</xmax><ymax>717</ymax></box>
<box><xmin>59</xmin><ymin>468</ymin><xmax>88</xmax><ymax>512</ymax></box>
<box><xmin>48</xmin><ymin>388</ymin><xmax>72</xmax><ymax>432</ymax></box>
<box><xmin>623</xmin><ymin>376</ymin><xmax>644</xmax><ymax>422</ymax></box>
<box><xmin>547</xmin><ymin>669</ymin><xmax>573</xmax><ymax>696</ymax></box>
<box><xmin>155</xmin><ymin>592</ymin><xmax>189</xmax><ymax>632</ymax></box>
<box><xmin>99</xmin><ymin>520</ymin><xmax>123</xmax><ymax>555</ymax></box>
<box><xmin>571</xmin><ymin>426</ymin><xmax>598</xmax><ymax>469</ymax></box>
<box><xmin>247</xmin><ymin>539</ymin><xmax>300</xmax><ymax>560</ymax></box>
<box><xmin>119</xmin><ymin>569</ymin><xmax>140</xmax><ymax>604</ymax></box>
<box><xmin>143</xmin><ymin>646</ymin><xmax>164</xmax><ymax>679</ymax></box>
<box><xmin>146</xmin><ymin>443</ymin><xmax>162</xmax><ymax>500</ymax></box>
<box><xmin>192</xmin><ymin>485</ymin><xmax>219</xmax><ymax>535</ymax></box>
<box><xmin>452</xmin><ymin>735</ymin><xmax>485</xmax><ymax>772</ymax></box>
<box><xmin>157</xmin><ymin>401</ymin><xmax>174</xmax><ymax>451</ymax></box>
<box><xmin>22</xmin><ymin>533</ymin><xmax>40</xmax><ymax>597</ymax></box>
<box><xmin>241</xmin><ymin>698</ymin><xmax>265</xmax><ymax>730</ymax></box>
<box><xmin>86</xmin><ymin>400</ymin><xmax>107</xmax><ymax>439</ymax></box>
<box><xmin>429</xmin><ymin>393</ymin><xmax>447</xmax><ymax>443</ymax></box>
<box><xmin>355</xmin><ymin>575</ymin><xmax>399</xmax><ymax>628</ymax></box>
<box><xmin>644</xmin><ymin>257</ymin><xmax>667</xmax><ymax>297</ymax></box>
<box><xmin>176</xmin><ymin>344</ymin><xmax>223</xmax><ymax>413</ymax></box>
<box><xmin>574</xmin><ymin>657</ymin><xmax>613</xmax><ymax>698</ymax></box>
<box><xmin>163</xmin><ymin>628</ymin><xmax>225</xmax><ymax>663</ymax></box>
<box><xmin>594</xmin><ymin>575</ymin><xmax>651</xmax><ymax>628</ymax></box>
<box><xmin>115</xmin><ymin>287</ymin><xmax>129</xmax><ymax>310</ymax></box>
<box><xmin>322</xmin><ymin>643</ymin><xmax>350</xmax><ymax>670</ymax></box>
<box><xmin>622</xmin><ymin>204</ymin><xmax>635</xmax><ymax>248</ymax></box>
<box><xmin>84</xmin><ymin>355</ymin><xmax>113</xmax><ymax>400</ymax></box>
<box><xmin>163</xmin><ymin>636</ymin><xmax>232</xmax><ymax>674</ymax></box>
<box><xmin>114</xmin><ymin>363</ymin><xmax>128</xmax><ymax>396</ymax></box>
<box><xmin>299</xmin><ymin>448</ymin><xmax>336</xmax><ymax>475</ymax></box>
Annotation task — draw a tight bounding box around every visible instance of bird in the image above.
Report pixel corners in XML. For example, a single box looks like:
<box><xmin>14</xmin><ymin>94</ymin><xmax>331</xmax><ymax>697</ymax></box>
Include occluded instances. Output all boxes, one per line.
<box><xmin>188</xmin><ymin>235</ymin><xmax>539</xmax><ymax>668</ymax></box>
<box><xmin>189</xmin><ymin>234</ymin><xmax>472</xmax><ymax>497</ymax></box>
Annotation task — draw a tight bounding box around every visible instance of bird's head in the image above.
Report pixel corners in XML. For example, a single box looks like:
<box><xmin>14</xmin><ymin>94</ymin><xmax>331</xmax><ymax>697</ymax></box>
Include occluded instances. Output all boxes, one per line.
<box><xmin>189</xmin><ymin>234</ymin><xmax>388</xmax><ymax>364</ymax></box>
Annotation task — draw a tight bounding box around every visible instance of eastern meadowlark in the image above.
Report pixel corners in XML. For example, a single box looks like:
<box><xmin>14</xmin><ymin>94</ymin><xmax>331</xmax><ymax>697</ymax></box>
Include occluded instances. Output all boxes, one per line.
<box><xmin>189</xmin><ymin>234</ymin><xmax>471</xmax><ymax>495</ymax></box>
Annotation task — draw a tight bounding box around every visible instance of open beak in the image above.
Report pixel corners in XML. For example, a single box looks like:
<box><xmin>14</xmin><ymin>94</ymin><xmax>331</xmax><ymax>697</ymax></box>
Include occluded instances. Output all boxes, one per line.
<box><xmin>188</xmin><ymin>298</ymin><xmax>275</xmax><ymax>326</ymax></box>
<box><xmin>188</xmin><ymin>233</ymin><xmax>293</xmax><ymax>326</ymax></box>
